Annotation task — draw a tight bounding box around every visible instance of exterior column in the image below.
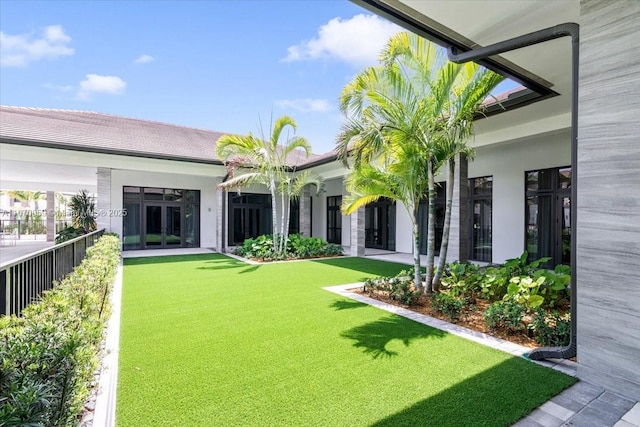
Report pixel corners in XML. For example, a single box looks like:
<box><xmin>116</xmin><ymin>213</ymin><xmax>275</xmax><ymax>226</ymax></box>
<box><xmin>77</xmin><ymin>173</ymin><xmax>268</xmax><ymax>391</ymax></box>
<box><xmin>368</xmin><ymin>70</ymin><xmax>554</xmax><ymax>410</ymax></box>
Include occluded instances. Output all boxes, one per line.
<box><xmin>576</xmin><ymin>0</ymin><xmax>640</xmax><ymax>400</ymax></box>
<box><xmin>46</xmin><ymin>191</ymin><xmax>55</xmax><ymax>242</ymax></box>
<box><xmin>216</xmin><ymin>187</ymin><xmax>226</xmax><ymax>253</ymax></box>
<box><xmin>447</xmin><ymin>154</ymin><xmax>469</xmax><ymax>262</ymax></box>
<box><xmin>350</xmin><ymin>207</ymin><xmax>365</xmax><ymax>256</ymax></box>
<box><xmin>299</xmin><ymin>189</ymin><xmax>311</xmax><ymax>237</ymax></box>
<box><xmin>96</xmin><ymin>167</ymin><xmax>111</xmax><ymax>232</ymax></box>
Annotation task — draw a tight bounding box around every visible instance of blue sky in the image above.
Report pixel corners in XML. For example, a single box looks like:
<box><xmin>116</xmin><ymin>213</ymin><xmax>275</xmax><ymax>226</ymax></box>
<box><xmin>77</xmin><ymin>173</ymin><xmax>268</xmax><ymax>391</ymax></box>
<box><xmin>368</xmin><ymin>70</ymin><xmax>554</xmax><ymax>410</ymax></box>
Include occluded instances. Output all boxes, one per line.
<box><xmin>1</xmin><ymin>1</ymin><xmax>518</xmax><ymax>154</ymax></box>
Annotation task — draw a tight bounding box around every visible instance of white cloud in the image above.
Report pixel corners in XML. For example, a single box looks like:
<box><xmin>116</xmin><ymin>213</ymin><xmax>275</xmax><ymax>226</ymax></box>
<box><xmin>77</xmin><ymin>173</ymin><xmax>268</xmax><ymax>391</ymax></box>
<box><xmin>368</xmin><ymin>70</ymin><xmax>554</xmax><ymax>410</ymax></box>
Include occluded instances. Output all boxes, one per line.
<box><xmin>43</xmin><ymin>83</ymin><xmax>73</xmax><ymax>92</ymax></box>
<box><xmin>283</xmin><ymin>14</ymin><xmax>400</xmax><ymax>67</ymax></box>
<box><xmin>77</xmin><ymin>74</ymin><xmax>126</xmax><ymax>100</ymax></box>
<box><xmin>275</xmin><ymin>98</ymin><xmax>332</xmax><ymax>113</ymax></box>
<box><xmin>135</xmin><ymin>54</ymin><xmax>155</xmax><ymax>64</ymax></box>
<box><xmin>0</xmin><ymin>25</ymin><xmax>74</xmax><ymax>67</ymax></box>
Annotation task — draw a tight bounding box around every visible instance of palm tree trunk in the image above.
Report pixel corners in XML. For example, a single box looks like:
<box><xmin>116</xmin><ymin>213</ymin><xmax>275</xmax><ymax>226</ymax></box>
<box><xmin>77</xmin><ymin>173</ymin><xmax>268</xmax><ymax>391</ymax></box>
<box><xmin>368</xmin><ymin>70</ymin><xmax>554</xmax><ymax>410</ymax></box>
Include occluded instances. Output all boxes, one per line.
<box><xmin>411</xmin><ymin>205</ymin><xmax>423</xmax><ymax>291</ymax></box>
<box><xmin>270</xmin><ymin>177</ymin><xmax>278</xmax><ymax>253</ymax></box>
<box><xmin>279</xmin><ymin>187</ymin><xmax>286</xmax><ymax>253</ymax></box>
<box><xmin>284</xmin><ymin>192</ymin><xmax>292</xmax><ymax>254</ymax></box>
<box><xmin>433</xmin><ymin>157</ymin><xmax>456</xmax><ymax>291</ymax></box>
<box><xmin>425</xmin><ymin>156</ymin><xmax>436</xmax><ymax>292</ymax></box>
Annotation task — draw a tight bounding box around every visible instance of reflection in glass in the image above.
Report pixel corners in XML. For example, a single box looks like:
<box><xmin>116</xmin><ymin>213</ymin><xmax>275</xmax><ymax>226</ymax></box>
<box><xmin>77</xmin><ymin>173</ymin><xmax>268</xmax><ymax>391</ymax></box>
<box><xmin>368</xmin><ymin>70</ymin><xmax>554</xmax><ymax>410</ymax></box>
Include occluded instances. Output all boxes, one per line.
<box><xmin>145</xmin><ymin>205</ymin><xmax>162</xmax><ymax>246</ymax></box>
<box><xmin>123</xmin><ymin>202</ymin><xmax>141</xmax><ymax>249</ymax></box>
<box><xmin>165</xmin><ymin>206</ymin><xmax>182</xmax><ymax>247</ymax></box>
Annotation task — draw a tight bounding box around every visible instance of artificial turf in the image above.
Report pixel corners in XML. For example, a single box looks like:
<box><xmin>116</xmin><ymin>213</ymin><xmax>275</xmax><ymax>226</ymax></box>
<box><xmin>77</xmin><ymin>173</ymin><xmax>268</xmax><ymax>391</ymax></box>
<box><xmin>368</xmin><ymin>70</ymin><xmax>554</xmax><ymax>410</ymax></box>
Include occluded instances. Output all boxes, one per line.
<box><xmin>117</xmin><ymin>254</ymin><xmax>576</xmax><ymax>426</ymax></box>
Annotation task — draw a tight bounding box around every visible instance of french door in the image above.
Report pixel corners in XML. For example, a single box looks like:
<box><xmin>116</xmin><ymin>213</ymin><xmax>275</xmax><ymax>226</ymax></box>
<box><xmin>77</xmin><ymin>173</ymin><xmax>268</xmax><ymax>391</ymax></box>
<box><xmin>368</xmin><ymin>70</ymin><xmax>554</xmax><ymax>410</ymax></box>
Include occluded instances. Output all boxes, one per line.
<box><xmin>144</xmin><ymin>204</ymin><xmax>182</xmax><ymax>248</ymax></box>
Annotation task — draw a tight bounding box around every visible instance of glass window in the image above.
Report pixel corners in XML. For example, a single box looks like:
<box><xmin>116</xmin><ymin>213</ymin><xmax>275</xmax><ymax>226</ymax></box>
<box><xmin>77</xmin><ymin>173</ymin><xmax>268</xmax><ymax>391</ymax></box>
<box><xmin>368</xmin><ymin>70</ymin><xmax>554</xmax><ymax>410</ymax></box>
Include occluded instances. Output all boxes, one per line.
<box><xmin>185</xmin><ymin>190</ymin><xmax>200</xmax><ymax>203</ymax></box>
<box><xmin>122</xmin><ymin>202</ymin><xmax>141</xmax><ymax>250</ymax></box>
<box><xmin>472</xmin><ymin>176</ymin><xmax>493</xmax><ymax>195</ymax></box>
<box><xmin>469</xmin><ymin>177</ymin><xmax>492</xmax><ymax>262</ymax></box>
<box><xmin>326</xmin><ymin>196</ymin><xmax>342</xmax><ymax>244</ymax></box>
<box><xmin>165</xmin><ymin>189</ymin><xmax>183</xmax><ymax>202</ymax></box>
<box><xmin>558</xmin><ymin>167</ymin><xmax>572</xmax><ymax>189</ymax></box>
<box><xmin>144</xmin><ymin>188</ymin><xmax>164</xmax><ymax>201</ymax></box>
<box><xmin>525</xmin><ymin>166</ymin><xmax>571</xmax><ymax>267</ymax></box>
<box><xmin>123</xmin><ymin>187</ymin><xmax>141</xmax><ymax>200</ymax></box>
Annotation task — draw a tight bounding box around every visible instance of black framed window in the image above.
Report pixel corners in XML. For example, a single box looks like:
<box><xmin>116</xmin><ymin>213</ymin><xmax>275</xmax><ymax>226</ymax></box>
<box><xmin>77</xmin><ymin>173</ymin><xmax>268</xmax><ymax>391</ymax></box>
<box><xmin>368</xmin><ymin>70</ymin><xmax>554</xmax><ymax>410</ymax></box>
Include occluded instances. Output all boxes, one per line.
<box><xmin>326</xmin><ymin>196</ymin><xmax>342</xmax><ymax>244</ymax></box>
<box><xmin>123</xmin><ymin>187</ymin><xmax>200</xmax><ymax>250</ymax></box>
<box><xmin>525</xmin><ymin>166</ymin><xmax>571</xmax><ymax>267</ymax></box>
<box><xmin>289</xmin><ymin>199</ymin><xmax>300</xmax><ymax>235</ymax></box>
<box><xmin>365</xmin><ymin>197</ymin><xmax>396</xmax><ymax>251</ymax></box>
<box><xmin>228</xmin><ymin>193</ymin><xmax>272</xmax><ymax>245</ymax></box>
<box><xmin>469</xmin><ymin>176</ymin><xmax>493</xmax><ymax>262</ymax></box>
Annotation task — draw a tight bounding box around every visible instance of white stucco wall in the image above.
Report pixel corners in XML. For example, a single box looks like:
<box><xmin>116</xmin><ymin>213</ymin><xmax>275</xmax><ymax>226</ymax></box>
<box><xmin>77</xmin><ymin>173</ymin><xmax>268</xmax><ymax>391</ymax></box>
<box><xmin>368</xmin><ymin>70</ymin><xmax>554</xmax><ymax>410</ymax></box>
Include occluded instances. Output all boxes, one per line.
<box><xmin>468</xmin><ymin>129</ymin><xmax>571</xmax><ymax>263</ymax></box>
<box><xmin>110</xmin><ymin>169</ymin><xmax>219</xmax><ymax>248</ymax></box>
<box><xmin>394</xmin><ymin>201</ymin><xmax>413</xmax><ymax>253</ymax></box>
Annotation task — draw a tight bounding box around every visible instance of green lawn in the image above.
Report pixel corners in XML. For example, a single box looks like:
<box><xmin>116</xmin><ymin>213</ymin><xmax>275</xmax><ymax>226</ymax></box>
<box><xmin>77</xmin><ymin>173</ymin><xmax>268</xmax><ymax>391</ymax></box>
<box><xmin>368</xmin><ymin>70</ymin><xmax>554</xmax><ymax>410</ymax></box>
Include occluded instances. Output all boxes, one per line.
<box><xmin>117</xmin><ymin>254</ymin><xmax>575</xmax><ymax>426</ymax></box>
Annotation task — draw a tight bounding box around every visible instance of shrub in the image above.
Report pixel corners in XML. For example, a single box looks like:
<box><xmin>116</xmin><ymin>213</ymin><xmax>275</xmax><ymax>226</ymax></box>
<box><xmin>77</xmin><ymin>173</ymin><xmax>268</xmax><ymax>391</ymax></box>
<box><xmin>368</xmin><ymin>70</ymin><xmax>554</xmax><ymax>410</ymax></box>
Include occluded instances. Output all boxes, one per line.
<box><xmin>233</xmin><ymin>235</ymin><xmax>274</xmax><ymax>260</ymax></box>
<box><xmin>55</xmin><ymin>226</ymin><xmax>85</xmax><ymax>243</ymax></box>
<box><xmin>234</xmin><ymin>234</ymin><xmax>342</xmax><ymax>260</ymax></box>
<box><xmin>364</xmin><ymin>270</ymin><xmax>422</xmax><ymax>306</ymax></box>
<box><xmin>529</xmin><ymin>308</ymin><xmax>571</xmax><ymax>347</ymax></box>
<box><xmin>0</xmin><ymin>235</ymin><xmax>120</xmax><ymax>426</ymax></box>
<box><xmin>440</xmin><ymin>262</ymin><xmax>482</xmax><ymax>300</ymax></box>
<box><xmin>430</xmin><ymin>292</ymin><xmax>465</xmax><ymax>322</ymax></box>
<box><xmin>324</xmin><ymin>243</ymin><xmax>344</xmax><ymax>256</ymax></box>
<box><xmin>483</xmin><ymin>300</ymin><xmax>526</xmax><ymax>333</ymax></box>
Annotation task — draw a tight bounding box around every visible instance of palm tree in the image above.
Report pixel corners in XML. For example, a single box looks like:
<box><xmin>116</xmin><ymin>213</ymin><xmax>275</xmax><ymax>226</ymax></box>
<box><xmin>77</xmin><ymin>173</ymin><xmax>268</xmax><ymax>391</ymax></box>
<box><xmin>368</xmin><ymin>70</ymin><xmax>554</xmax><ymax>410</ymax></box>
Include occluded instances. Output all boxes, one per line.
<box><xmin>2</xmin><ymin>190</ymin><xmax>45</xmax><ymax>233</ymax></box>
<box><xmin>215</xmin><ymin>115</ymin><xmax>313</xmax><ymax>254</ymax></box>
<box><xmin>69</xmin><ymin>190</ymin><xmax>96</xmax><ymax>232</ymax></box>
<box><xmin>338</xmin><ymin>32</ymin><xmax>503</xmax><ymax>291</ymax></box>
<box><xmin>279</xmin><ymin>170</ymin><xmax>324</xmax><ymax>252</ymax></box>
<box><xmin>429</xmin><ymin>64</ymin><xmax>504</xmax><ymax>290</ymax></box>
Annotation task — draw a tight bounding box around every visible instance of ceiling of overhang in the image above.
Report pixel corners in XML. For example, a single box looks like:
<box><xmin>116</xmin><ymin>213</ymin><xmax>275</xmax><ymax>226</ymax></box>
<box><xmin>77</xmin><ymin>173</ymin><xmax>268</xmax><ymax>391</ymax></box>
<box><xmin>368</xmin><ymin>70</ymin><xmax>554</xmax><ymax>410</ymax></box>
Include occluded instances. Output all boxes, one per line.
<box><xmin>353</xmin><ymin>0</ymin><xmax>579</xmax><ymax>141</ymax></box>
<box><xmin>0</xmin><ymin>160</ymin><xmax>98</xmax><ymax>192</ymax></box>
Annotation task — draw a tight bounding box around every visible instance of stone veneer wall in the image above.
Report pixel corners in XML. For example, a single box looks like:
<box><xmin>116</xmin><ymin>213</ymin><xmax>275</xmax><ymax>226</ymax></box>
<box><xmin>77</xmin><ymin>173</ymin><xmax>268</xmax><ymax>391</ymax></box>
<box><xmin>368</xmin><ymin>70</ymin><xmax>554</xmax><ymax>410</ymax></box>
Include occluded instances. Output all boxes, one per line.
<box><xmin>96</xmin><ymin>168</ymin><xmax>111</xmax><ymax>232</ymax></box>
<box><xmin>576</xmin><ymin>0</ymin><xmax>640</xmax><ymax>400</ymax></box>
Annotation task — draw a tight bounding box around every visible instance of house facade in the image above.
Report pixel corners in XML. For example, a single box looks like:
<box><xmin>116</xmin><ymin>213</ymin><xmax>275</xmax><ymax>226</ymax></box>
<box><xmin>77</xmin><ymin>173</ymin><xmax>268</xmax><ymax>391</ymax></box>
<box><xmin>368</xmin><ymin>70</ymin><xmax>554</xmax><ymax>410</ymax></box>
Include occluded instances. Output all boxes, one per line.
<box><xmin>0</xmin><ymin>0</ymin><xmax>637</xmax><ymax>402</ymax></box>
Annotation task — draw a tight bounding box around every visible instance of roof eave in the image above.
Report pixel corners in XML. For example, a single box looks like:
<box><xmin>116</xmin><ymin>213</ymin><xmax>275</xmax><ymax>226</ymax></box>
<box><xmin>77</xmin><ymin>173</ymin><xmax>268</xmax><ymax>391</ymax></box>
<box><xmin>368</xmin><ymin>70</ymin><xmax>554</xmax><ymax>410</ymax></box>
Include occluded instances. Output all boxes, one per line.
<box><xmin>0</xmin><ymin>136</ymin><xmax>225</xmax><ymax>166</ymax></box>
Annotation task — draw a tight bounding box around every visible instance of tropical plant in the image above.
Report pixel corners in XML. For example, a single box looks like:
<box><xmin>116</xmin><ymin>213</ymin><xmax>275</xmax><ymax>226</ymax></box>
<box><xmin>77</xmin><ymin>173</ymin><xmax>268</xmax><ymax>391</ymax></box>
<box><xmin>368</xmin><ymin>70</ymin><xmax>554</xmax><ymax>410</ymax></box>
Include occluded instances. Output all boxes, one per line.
<box><xmin>363</xmin><ymin>270</ymin><xmax>422</xmax><ymax>306</ymax></box>
<box><xmin>2</xmin><ymin>190</ymin><xmax>46</xmax><ymax>234</ymax></box>
<box><xmin>278</xmin><ymin>170</ymin><xmax>324</xmax><ymax>253</ymax></box>
<box><xmin>430</xmin><ymin>292</ymin><xmax>466</xmax><ymax>322</ymax></box>
<box><xmin>216</xmin><ymin>116</ymin><xmax>322</xmax><ymax>254</ymax></box>
<box><xmin>338</xmin><ymin>32</ymin><xmax>504</xmax><ymax>292</ymax></box>
<box><xmin>483</xmin><ymin>300</ymin><xmax>526</xmax><ymax>332</ymax></box>
<box><xmin>69</xmin><ymin>190</ymin><xmax>96</xmax><ymax>232</ymax></box>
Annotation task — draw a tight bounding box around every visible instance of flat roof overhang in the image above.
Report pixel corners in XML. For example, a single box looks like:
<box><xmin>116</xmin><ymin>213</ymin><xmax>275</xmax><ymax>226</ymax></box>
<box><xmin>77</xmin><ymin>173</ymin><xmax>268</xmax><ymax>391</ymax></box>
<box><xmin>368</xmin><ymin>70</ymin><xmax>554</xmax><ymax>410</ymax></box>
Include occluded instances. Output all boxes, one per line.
<box><xmin>351</xmin><ymin>0</ymin><xmax>578</xmax><ymax>136</ymax></box>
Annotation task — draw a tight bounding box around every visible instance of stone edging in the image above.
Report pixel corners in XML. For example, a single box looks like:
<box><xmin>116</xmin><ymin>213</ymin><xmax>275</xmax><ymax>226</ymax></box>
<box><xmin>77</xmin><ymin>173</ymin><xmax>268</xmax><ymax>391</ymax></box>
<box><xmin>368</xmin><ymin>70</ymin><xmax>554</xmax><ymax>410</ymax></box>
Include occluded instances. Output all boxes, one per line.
<box><xmin>92</xmin><ymin>261</ymin><xmax>124</xmax><ymax>427</ymax></box>
<box><xmin>323</xmin><ymin>283</ymin><xmax>578</xmax><ymax>377</ymax></box>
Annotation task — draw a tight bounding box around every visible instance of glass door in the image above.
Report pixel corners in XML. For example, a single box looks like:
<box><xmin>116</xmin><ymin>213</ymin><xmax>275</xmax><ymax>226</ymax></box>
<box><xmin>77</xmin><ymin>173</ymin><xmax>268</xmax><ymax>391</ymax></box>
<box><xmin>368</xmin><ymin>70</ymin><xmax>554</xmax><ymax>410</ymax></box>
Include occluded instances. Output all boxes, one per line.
<box><xmin>144</xmin><ymin>204</ymin><xmax>182</xmax><ymax>248</ymax></box>
<box><xmin>145</xmin><ymin>205</ymin><xmax>163</xmax><ymax>248</ymax></box>
<box><xmin>165</xmin><ymin>205</ymin><xmax>182</xmax><ymax>248</ymax></box>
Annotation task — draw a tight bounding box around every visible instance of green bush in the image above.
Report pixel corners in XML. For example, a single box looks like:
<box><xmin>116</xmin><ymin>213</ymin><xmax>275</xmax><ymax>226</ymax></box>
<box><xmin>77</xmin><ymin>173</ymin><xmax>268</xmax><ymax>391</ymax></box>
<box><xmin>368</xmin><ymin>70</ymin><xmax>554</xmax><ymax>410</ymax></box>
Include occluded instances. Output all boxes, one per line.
<box><xmin>529</xmin><ymin>308</ymin><xmax>571</xmax><ymax>347</ymax></box>
<box><xmin>430</xmin><ymin>292</ymin><xmax>466</xmax><ymax>323</ymax></box>
<box><xmin>55</xmin><ymin>226</ymin><xmax>85</xmax><ymax>243</ymax></box>
<box><xmin>232</xmin><ymin>235</ymin><xmax>275</xmax><ymax>260</ymax></box>
<box><xmin>0</xmin><ymin>235</ymin><xmax>120</xmax><ymax>426</ymax></box>
<box><xmin>440</xmin><ymin>262</ymin><xmax>482</xmax><ymax>299</ymax></box>
<box><xmin>483</xmin><ymin>300</ymin><xmax>526</xmax><ymax>333</ymax></box>
<box><xmin>364</xmin><ymin>270</ymin><xmax>422</xmax><ymax>306</ymax></box>
<box><xmin>233</xmin><ymin>234</ymin><xmax>343</xmax><ymax>261</ymax></box>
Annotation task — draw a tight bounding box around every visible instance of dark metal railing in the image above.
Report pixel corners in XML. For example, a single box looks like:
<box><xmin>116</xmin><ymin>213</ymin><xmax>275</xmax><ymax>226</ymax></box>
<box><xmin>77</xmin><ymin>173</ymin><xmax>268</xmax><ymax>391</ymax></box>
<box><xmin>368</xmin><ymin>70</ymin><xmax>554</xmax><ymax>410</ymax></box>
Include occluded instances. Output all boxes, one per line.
<box><xmin>0</xmin><ymin>229</ymin><xmax>105</xmax><ymax>316</ymax></box>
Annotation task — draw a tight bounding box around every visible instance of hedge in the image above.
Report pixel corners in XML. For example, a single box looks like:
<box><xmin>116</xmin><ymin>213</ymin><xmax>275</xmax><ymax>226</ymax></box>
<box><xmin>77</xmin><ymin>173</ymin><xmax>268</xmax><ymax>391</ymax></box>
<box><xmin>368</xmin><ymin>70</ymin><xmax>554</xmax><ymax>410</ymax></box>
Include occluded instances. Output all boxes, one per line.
<box><xmin>0</xmin><ymin>234</ymin><xmax>121</xmax><ymax>426</ymax></box>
